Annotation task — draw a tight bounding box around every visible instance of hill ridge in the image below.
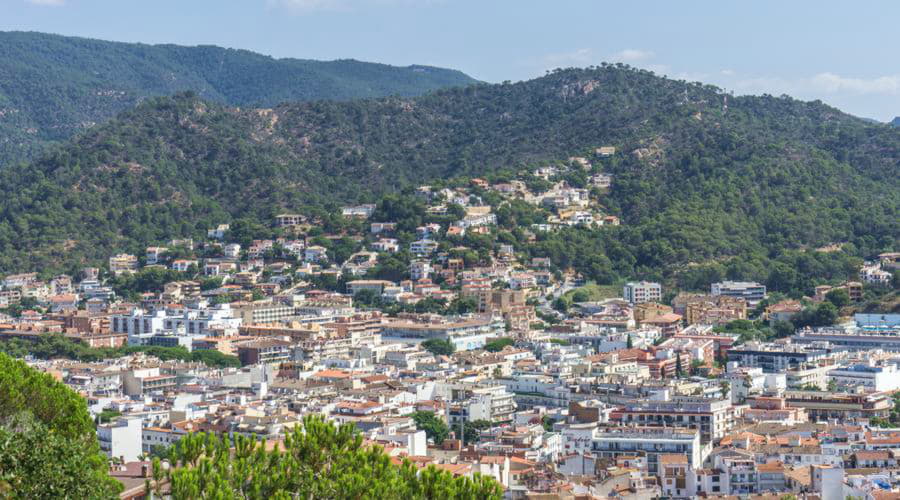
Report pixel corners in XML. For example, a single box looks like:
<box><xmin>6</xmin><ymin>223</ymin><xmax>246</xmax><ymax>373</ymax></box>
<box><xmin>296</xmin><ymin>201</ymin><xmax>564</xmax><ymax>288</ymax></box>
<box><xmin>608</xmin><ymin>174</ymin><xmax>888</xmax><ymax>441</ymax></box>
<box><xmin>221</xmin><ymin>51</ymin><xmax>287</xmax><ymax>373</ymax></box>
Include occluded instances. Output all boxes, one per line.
<box><xmin>0</xmin><ymin>30</ymin><xmax>478</xmax><ymax>166</ymax></box>
<box><xmin>0</xmin><ymin>65</ymin><xmax>896</xmax><ymax>281</ymax></box>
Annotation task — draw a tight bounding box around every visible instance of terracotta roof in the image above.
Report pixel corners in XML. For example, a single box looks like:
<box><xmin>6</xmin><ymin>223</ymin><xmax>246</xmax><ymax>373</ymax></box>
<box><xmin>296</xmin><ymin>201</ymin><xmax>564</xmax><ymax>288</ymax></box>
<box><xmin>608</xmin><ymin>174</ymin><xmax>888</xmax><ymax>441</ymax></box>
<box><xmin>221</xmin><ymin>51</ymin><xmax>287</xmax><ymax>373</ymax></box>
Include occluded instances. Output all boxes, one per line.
<box><xmin>313</xmin><ymin>370</ymin><xmax>352</xmax><ymax>379</ymax></box>
<box><xmin>757</xmin><ymin>461</ymin><xmax>784</xmax><ymax>473</ymax></box>
<box><xmin>659</xmin><ymin>454</ymin><xmax>689</xmax><ymax>465</ymax></box>
<box><xmin>854</xmin><ymin>450</ymin><xmax>891</xmax><ymax>461</ymax></box>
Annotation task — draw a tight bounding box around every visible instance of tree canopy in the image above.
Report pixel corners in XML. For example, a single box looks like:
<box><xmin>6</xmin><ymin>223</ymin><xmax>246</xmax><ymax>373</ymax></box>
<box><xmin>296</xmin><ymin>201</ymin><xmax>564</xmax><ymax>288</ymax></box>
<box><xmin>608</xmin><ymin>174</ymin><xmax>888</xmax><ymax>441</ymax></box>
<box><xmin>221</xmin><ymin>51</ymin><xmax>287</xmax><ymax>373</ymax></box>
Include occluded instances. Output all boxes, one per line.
<box><xmin>0</xmin><ymin>65</ymin><xmax>895</xmax><ymax>296</ymax></box>
<box><xmin>0</xmin><ymin>352</ymin><xmax>121</xmax><ymax>497</ymax></box>
<box><xmin>150</xmin><ymin>415</ymin><xmax>502</xmax><ymax>499</ymax></box>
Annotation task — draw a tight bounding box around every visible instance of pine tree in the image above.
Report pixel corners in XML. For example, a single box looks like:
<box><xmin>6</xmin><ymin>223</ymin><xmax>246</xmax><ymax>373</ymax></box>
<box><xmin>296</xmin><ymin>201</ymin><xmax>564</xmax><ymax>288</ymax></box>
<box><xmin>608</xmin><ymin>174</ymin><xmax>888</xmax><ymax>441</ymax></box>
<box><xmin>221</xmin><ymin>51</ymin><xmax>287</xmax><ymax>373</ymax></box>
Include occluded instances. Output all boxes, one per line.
<box><xmin>154</xmin><ymin>415</ymin><xmax>503</xmax><ymax>499</ymax></box>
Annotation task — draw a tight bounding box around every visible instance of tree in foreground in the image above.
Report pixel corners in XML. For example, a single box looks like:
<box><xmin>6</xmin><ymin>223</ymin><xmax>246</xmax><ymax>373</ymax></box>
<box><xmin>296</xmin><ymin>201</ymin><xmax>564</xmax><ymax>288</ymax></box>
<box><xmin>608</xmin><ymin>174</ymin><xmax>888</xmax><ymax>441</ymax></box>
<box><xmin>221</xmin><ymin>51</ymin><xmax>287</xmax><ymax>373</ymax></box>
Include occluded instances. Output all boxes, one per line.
<box><xmin>0</xmin><ymin>352</ymin><xmax>121</xmax><ymax>498</ymax></box>
<box><xmin>152</xmin><ymin>415</ymin><xmax>503</xmax><ymax>499</ymax></box>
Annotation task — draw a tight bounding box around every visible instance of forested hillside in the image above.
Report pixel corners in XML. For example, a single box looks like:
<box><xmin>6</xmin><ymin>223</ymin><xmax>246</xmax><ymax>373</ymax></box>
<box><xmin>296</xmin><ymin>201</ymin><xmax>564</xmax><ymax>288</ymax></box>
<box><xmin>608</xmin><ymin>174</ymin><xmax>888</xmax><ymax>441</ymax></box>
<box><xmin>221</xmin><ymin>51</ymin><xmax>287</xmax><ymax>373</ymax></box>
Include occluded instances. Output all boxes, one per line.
<box><xmin>0</xmin><ymin>65</ymin><xmax>897</xmax><ymax>283</ymax></box>
<box><xmin>0</xmin><ymin>31</ymin><xmax>478</xmax><ymax>165</ymax></box>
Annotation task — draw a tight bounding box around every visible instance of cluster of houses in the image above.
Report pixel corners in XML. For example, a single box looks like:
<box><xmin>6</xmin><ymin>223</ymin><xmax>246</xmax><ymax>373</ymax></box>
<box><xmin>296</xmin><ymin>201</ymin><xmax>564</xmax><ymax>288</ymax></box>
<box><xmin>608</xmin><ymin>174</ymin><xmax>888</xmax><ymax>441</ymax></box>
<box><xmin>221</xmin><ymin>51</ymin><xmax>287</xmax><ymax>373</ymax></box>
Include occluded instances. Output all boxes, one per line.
<box><xmin>3</xmin><ymin>154</ymin><xmax>900</xmax><ymax>498</ymax></box>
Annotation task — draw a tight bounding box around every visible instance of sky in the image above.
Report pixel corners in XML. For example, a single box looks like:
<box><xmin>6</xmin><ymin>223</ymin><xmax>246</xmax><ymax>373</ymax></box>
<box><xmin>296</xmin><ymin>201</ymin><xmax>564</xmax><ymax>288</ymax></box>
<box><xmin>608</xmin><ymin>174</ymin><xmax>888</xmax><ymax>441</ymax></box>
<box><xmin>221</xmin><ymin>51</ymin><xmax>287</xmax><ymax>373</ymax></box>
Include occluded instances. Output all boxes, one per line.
<box><xmin>2</xmin><ymin>0</ymin><xmax>899</xmax><ymax>121</ymax></box>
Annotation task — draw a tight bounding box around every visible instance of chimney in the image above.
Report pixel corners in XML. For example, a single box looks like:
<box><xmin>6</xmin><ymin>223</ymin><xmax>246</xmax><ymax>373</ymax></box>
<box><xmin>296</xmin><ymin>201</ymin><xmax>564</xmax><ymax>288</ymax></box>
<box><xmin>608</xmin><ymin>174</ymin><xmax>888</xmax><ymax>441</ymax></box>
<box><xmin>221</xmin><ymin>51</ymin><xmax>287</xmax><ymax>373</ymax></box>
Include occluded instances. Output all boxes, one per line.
<box><xmin>141</xmin><ymin>463</ymin><xmax>150</xmax><ymax>478</ymax></box>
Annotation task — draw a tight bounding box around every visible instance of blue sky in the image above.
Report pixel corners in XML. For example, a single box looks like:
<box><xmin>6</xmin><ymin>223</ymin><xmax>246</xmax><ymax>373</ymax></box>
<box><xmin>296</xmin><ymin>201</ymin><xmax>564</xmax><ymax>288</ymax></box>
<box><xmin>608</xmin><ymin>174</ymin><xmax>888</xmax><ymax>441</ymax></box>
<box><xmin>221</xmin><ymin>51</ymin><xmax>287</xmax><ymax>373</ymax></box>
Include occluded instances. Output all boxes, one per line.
<box><xmin>3</xmin><ymin>0</ymin><xmax>898</xmax><ymax>120</ymax></box>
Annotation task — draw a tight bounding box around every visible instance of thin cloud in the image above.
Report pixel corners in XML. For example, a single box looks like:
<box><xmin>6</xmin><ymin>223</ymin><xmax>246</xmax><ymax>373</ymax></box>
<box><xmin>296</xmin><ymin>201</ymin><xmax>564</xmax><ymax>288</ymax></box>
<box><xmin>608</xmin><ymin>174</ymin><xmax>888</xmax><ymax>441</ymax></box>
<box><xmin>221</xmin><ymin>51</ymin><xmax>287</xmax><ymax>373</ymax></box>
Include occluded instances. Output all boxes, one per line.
<box><xmin>535</xmin><ymin>47</ymin><xmax>657</xmax><ymax>72</ymax></box>
<box><xmin>728</xmin><ymin>72</ymin><xmax>900</xmax><ymax>97</ymax></box>
<box><xmin>268</xmin><ymin>0</ymin><xmax>348</xmax><ymax>13</ymax></box>
<box><xmin>540</xmin><ymin>48</ymin><xmax>595</xmax><ymax>67</ymax></box>
<box><xmin>810</xmin><ymin>72</ymin><xmax>900</xmax><ymax>95</ymax></box>
<box><xmin>610</xmin><ymin>49</ymin><xmax>654</xmax><ymax>62</ymax></box>
<box><xmin>25</xmin><ymin>0</ymin><xmax>65</xmax><ymax>5</ymax></box>
<box><xmin>269</xmin><ymin>0</ymin><xmax>442</xmax><ymax>14</ymax></box>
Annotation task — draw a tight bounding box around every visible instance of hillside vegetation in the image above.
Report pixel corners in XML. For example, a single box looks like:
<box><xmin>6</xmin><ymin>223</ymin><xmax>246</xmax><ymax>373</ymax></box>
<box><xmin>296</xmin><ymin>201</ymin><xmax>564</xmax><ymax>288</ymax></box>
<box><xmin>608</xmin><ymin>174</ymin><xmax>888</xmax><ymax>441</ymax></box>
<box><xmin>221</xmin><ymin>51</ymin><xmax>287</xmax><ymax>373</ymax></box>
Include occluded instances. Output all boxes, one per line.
<box><xmin>0</xmin><ymin>65</ymin><xmax>896</xmax><ymax>285</ymax></box>
<box><xmin>0</xmin><ymin>31</ymin><xmax>478</xmax><ymax>165</ymax></box>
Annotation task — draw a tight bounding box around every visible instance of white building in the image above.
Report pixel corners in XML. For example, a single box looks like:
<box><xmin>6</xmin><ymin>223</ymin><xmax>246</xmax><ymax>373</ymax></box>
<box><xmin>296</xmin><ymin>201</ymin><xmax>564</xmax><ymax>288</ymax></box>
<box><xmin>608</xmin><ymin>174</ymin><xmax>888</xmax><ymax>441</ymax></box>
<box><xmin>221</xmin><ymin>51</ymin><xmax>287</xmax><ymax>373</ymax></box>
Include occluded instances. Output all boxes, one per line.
<box><xmin>562</xmin><ymin>425</ymin><xmax>705</xmax><ymax>475</ymax></box>
<box><xmin>623</xmin><ymin>281</ymin><xmax>662</xmax><ymax>304</ymax></box>
<box><xmin>97</xmin><ymin>417</ymin><xmax>143</xmax><ymax>462</ymax></box>
<box><xmin>143</xmin><ymin>426</ymin><xmax>189</xmax><ymax>453</ymax></box>
<box><xmin>304</xmin><ymin>246</ymin><xmax>328</xmax><ymax>263</ymax></box>
<box><xmin>145</xmin><ymin>247</ymin><xmax>168</xmax><ymax>265</ymax></box>
<box><xmin>171</xmin><ymin>259</ymin><xmax>198</xmax><ymax>272</ymax></box>
<box><xmin>224</xmin><ymin>244</ymin><xmax>242</xmax><ymax>259</ymax></box>
<box><xmin>409</xmin><ymin>260</ymin><xmax>432</xmax><ymax>281</ymax></box>
<box><xmin>828</xmin><ymin>363</ymin><xmax>900</xmax><ymax>392</ymax></box>
<box><xmin>372</xmin><ymin>238</ymin><xmax>399</xmax><ymax>253</ymax></box>
<box><xmin>410</xmin><ymin>239</ymin><xmax>439</xmax><ymax>256</ymax></box>
<box><xmin>208</xmin><ymin>224</ymin><xmax>229</xmax><ymax>240</ymax></box>
<box><xmin>112</xmin><ymin>304</ymin><xmax>241</xmax><ymax>346</ymax></box>
<box><xmin>860</xmin><ymin>263</ymin><xmax>893</xmax><ymax>284</ymax></box>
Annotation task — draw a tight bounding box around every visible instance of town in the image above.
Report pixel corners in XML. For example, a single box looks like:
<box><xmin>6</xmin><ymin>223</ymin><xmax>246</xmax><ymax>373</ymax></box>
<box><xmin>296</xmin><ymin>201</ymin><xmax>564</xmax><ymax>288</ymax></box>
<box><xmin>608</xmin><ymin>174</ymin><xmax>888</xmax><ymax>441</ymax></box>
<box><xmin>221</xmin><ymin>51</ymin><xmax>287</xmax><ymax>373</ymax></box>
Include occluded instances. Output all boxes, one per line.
<box><xmin>1</xmin><ymin>153</ymin><xmax>899</xmax><ymax>500</ymax></box>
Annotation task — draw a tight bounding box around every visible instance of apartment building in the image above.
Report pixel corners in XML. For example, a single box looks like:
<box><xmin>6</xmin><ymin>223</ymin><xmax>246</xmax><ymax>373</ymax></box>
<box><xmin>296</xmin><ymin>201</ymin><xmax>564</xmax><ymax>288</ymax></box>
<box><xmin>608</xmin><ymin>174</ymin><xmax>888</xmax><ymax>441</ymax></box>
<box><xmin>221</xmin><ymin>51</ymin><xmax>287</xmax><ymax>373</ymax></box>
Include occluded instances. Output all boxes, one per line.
<box><xmin>827</xmin><ymin>363</ymin><xmax>900</xmax><ymax>392</ymax></box>
<box><xmin>123</xmin><ymin>367</ymin><xmax>177</xmax><ymax>396</ymax></box>
<box><xmin>783</xmin><ymin>390</ymin><xmax>891</xmax><ymax>420</ymax></box>
<box><xmin>727</xmin><ymin>342</ymin><xmax>830</xmax><ymax>373</ymax></box>
<box><xmin>623</xmin><ymin>281</ymin><xmax>662</xmax><ymax>304</ymax></box>
<box><xmin>617</xmin><ymin>396</ymin><xmax>738</xmax><ymax>443</ymax></box>
<box><xmin>711</xmin><ymin>281</ymin><xmax>767</xmax><ymax>307</ymax></box>
<box><xmin>447</xmin><ymin>385</ymin><xmax>517</xmax><ymax>425</ymax></box>
<box><xmin>231</xmin><ymin>301</ymin><xmax>294</xmax><ymax>325</ymax></box>
<box><xmin>97</xmin><ymin>417</ymin><xmax>143</xmax><ymax>463</ymax></box>
<box><xmin>109</xmin><ymin>254</ymin><xmax>139</xmax><ymax>276</ymax></box>
<box><xmin>275</xmin><ymin>214</ymin><xmax>305</xmax><ymax>228</ymax></box>
<box><xmin>674</xmin><ymin>294</ymin><xmax>747</xmax><ymax>326</ymax></box>
<box><xmin>564</xmin><ymin>426</ymin><xmax>704</xmax><ymax>475</ymax></box>
<box><xmin>410</xmin><ymin>239</ymin><xmax>439</xmax><ymax>255</ymax></box>
<box><xmin>381</xmin><ymin>314</ymin><xmax>497</xmax><ymax>351</ymax></box>
<box><xmin>237</xmin><ymin>338</ymin><xmax>293</xmax><ymax>366</ymax></box>
<box><xmin>324</xmin><ymin>312</ymin><xmax>384</xmax><ymax>345</ymax></box>
<box><xmin>113</xmin><ymin>304</ymin><xmax>242</xmax><ymax>345</ymax></box>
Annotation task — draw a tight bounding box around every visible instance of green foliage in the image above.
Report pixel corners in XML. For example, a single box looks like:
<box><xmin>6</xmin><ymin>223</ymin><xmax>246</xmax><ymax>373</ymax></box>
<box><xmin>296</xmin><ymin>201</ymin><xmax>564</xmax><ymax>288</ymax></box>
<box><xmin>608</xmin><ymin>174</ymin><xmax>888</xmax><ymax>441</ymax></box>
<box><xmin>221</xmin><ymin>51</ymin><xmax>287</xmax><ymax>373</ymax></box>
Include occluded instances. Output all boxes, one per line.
<box><xmin>152</xmin><ymin>415</ymin><xmax>502</xmax><ymax>499</ymax></box>
<box><xmin>0</xmin><ymin>416</ymin><xmax>120</xmax><ymax>499</ymax></box>
<box><xmin>484</xmin><ymin>337</ymin><xmax>515</xmax><ymax>352</ymax></box>
<box><xmin>792</xmin><ymin>302</ymin><xmax>839</xmax><ymax>329</ymax></box>
<box><xmin>412</xmin><ymin>411</ymin><xmax>450</xmax><ymax>445</ymax></box>
<box><xmin>0</xmin><ymin>65</ymin><xmax>895</xmax><ymax>280</ymax></box>
<box><xmin>715</xmin><ymin>319</ymin><xmax>778</xmax><ymax>344</ymax></box>
<box><xmin>109</xmin><ymin>267</ymin><xmax>191</xmax><ymax>300</ymax></box>
<box><xmin>421</xmin><ymin>338</ymin><xmax>455</xmax><ymax>356</ymax></box>
<box><xmin>446</xmin><ymin>296</ymin><xmax>478</xmax><ymax>315</ymax></box>
<box><xmin>825</xmin><ymin>288</ymin><xmax>851</xmax><ymax>308</ymax></box>
<box><xmin>0</xmin><ymin>296</ymin><xmax>41</xmax><ymax>318</ymax></box>
<box><xmin>541</xmin><ymin>415</ymin><xmax>555</xmax><ymax>432</ymax></box>
<box><xmin>0</xmin><ymin>333</ymin><xmax>240</xmax><ymax>368</ymax></box>
<box><xmin>0</xmin><ymin>352</ymin><xmax>95</xmax><ymax>439</ymax></box>
<box><xmin>562</xmin><ymin>283</ymin><xmax>620</xmax><ymax>304</ymax></box>
<box><xmin>0</xmin><ymin>352</ymin><xmax>121</xmax><ymax>498</ymax></box>
<box><xmin>0</xmin><ymin>31</ymin><xmax>477</xmax><ymax>166</ymax></box>
<box><xmin>462</xmin><ymin>419</ymin><xmax>493</xmax><ymax>445</ymax></box>
<box><xmin>97</xmin><ymin>409</ymin><xmax>121</xmax><ymax>424</ymax></box>
<box><xmin>200</xmin><ymin>276</ymin><xmax>224</xmax><ymax>291</ymax></box>
<box><xmin>772</xmin><ymin>320</ymin><xmax>796</xmax><ymax>339</ymax></box>
<box><xmin>870</xmin><ymin>417</ymin><xmax>894</xmax><ymax>428</ymax></box>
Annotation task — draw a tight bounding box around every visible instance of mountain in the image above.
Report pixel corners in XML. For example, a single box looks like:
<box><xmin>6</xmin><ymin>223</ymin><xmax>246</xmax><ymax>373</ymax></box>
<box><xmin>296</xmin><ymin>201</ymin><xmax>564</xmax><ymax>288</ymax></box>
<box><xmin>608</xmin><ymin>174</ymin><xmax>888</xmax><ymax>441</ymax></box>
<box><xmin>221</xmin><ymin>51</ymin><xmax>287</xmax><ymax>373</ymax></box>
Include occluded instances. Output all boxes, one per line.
<box><xmin>0</xmin><ymin>65</ymin><xmax>897</xmax><ymax>281</ymax></box>
<box><xmin>891</xmin><ymin>117</ymin><xmax>900</xmax><ymax>127</ymax></box>
<box><xmin>0</xmin><ymin>31</ymin><xmax>478</xmax><ymax>166</ymax></box>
